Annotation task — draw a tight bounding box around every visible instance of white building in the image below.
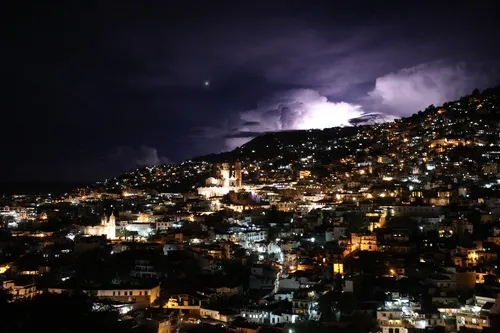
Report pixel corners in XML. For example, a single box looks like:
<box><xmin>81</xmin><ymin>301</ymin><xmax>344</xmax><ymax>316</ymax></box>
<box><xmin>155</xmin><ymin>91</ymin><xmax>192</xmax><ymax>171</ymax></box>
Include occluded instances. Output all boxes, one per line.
<box><xmin>215</xmin><ymin>228</ymin><xmax>268</xmax><ymax>249</ymax></box>
<box><xmin>238</xmin><ymin>230</ymin><xmax>267</xmax><ymax>248</ymax></box>
<box><xmin>455</xmin><ymin>306</ymin><xmax>490</xmax><ymax>331</ymax></box>
<box><xmin>130</xmin><ymin>260</ymin><xmax>162</xmax><ymax>279</ymax></box>
<box><xmin>377</xmin><ymin>298</ymin><xmax>425</xmax><ymax>333</ymax></box>
<box><xmin>292</xmin><ymin>295</ymin><xmax>319</xmax><ymax>320</ymax></box>
<box><xmin>240</xmin><ymin>308</ymin><xmax>298</xmax><ymax>324</ymax></box>
<box><xmin>377</xmin><ymin>310</ymin><xmax>410</xmax><ymax>333</ymax></box>
<box><xmin>84</xmin><ymin>213</ymin><xmax>116</xmax><ymax>239</ymax></box>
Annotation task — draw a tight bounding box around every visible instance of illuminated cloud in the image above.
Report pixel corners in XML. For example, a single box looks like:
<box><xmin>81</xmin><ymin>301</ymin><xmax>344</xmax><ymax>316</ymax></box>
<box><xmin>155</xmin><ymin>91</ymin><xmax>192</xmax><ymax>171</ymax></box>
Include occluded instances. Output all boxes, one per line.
<box><xmin>225</xmin><ymin>89</ymin><xmax>364</xmax><ymax>149</ymax></box>
<box><xmin>367</xmin><ymin>62</ymin><xmax>489</xmax><ymax>115</ymax></box>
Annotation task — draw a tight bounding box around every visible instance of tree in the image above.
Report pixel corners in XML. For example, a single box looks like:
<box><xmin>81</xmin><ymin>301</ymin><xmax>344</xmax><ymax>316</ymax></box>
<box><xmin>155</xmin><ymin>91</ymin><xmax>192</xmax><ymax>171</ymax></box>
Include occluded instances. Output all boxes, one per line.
<box><xmin>350</xmin><ymin>311</ymin><xmax>375</xmax><ymax>333</ymax></box>
<box><xmin>338</xmin><ymin>292</ymin><xmax>356</xmax><ymax>317</ymax></box>
<box><xmin>267</xmin><ymin>226</ymin><xmax>280</xmax><ymax>242</ymax></box>
<box><xmin>385</xmin><ymin>216</ymin><xmax>419</xmax><ymax>235</ymax></box>
<box><xmin>116</xmin><ymin>229</ymin><xmax>139</xmax><ymax>241</ymax></box>
<box><xmin>344</xmin><ymin>212</ymin><xmax>368</xmax><ymax>233</ymax></box>
<box><xmin>265</xmin><ymin>205</ymin><xmax>280</xmax><ymax>224</ymax></box>
<box><xmin>291</xmin><ymin>321</ymin><xmax>333</xmax><ymax>333</ymax></box>
<box><xmin>0</xmin><ymin>288</ymin><xmax>13</xmax><ymax>305</ymax></box>
<box><xmin>318</xmin><ymin>291</ymin><xmax>336</xmax><ymax>321</ymax></box>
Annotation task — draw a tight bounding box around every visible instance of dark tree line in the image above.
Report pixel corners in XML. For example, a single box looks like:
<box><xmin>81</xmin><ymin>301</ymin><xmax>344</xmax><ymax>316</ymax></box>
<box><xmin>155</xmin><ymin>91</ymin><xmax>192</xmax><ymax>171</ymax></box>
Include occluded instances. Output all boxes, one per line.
<box><xmin>1</xmin><ymin>292</ymin><xmax>123</xmax><ymax>333</ymax></box>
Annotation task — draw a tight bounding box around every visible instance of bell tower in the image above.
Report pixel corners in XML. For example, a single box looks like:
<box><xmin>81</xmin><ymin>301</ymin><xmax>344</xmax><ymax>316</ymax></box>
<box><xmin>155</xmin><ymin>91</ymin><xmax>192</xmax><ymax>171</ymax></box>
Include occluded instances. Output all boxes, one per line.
<box><xmin>234</xmin><ymin>161</ymin><xmax>242</xmax><ymax>187</ymax></box>
<box><xmin>109</xmin><ymin>212</ymin><xmax>116</xmax><ymax>226</ymax></box>
<box><xmin>221</xmin><ymin>163</ymin><xmax>230</xmax><ymax>187</ymax></box>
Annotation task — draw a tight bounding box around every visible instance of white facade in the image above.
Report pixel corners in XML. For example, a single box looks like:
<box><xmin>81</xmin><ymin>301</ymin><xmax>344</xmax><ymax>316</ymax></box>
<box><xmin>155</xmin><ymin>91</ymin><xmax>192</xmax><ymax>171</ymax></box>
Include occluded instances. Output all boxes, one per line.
<box><xmin>216</xmin><ymin>229</ymin><xmax>268</xmax><ymax>249</ymax></box>
<box><xmin>456</xmin><ymin>306</ymin><xmax>490</xmax><ymax>331</ymax></box>
<box><xmin>124</xmin><ymin>223</ymin><xmax>153</xmax><ymax>237</ymax></box>
<box><xmin>377</xmin><ymin>311</ymin><xmax>409</xmax><ymax>333</ymax></box>
<box><xmin>197</xmin><ymin>186</ymin><xmax>237</xmax><ymax>198</ymax></box>
<box><xmin>130</xmin><ymin>260</ymin><xmax>161</xmax><ymax>279</ymax></box>
<box><xmin>84</xmin><ymin>213</ymin><xmax>116</xmax><ymax>239</ymax></box>
<box><xmin>240</xmin><ymin>308</ymin><xmax>298</xmax><ymax>324</ymax></box>
<box><xmin>376</xmin><ymin>299</ymin><xmax>426</xmax><ymax>333</ymax></box>
<box><xmin>240</xmin><ymin>230</ymin><xmax>267</xmax><ymax>244</ymax></box>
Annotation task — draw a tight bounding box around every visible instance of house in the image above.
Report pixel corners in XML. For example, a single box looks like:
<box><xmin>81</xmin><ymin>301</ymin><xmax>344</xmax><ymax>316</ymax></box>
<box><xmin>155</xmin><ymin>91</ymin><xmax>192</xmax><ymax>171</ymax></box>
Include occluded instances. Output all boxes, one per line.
<box><xmin>1</xmin><ymin>279</ymin><xmax>37</xmax><ymax>301</ymax></box>
<box><xmin>200</xmin><ymin>306</ymin><xmax>239</xmax><ymax>323</ymax></box>
<box><xmin>47</xmin><ymin>280</ymin><xmax>160</xmax><ymax>305</ymax></box>
<box><xmin>130</xmin><ymin>259</ymin><xmax>163</xmax><ymax>279</ymax></box>
<box><xmin>249</xmin><ymin>264</ymin><xmax>279</xmax><ymax>291</ymax></box>
<box><xmin>376</xmin><ymin>298</ymin><xmax>422</xmax><ymax>333</ymax></box>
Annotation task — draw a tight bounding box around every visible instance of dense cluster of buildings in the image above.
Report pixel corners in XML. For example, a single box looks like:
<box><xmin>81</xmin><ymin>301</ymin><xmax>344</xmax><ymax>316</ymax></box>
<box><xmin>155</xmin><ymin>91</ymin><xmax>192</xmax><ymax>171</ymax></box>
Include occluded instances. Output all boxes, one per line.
<box><xmin>2</xmin><ymin>88</ymin><xmax>500</xmax><ymax>332</ymax></box>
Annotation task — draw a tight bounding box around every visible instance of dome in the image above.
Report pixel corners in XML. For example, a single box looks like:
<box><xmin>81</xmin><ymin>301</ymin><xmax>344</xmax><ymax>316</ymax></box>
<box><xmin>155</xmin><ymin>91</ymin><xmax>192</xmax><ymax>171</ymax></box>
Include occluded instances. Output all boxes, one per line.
<box><xmin>206</xmin><ymin>177</ymin><xmax>218</xmax><ymax>186</ymax></box>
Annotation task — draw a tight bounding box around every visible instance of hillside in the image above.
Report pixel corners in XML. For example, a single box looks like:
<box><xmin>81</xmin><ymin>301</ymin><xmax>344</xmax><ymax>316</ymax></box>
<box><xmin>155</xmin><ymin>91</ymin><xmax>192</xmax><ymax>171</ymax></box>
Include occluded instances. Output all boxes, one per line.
<box><xmin>196</xmin><ymin>87</ymin><xmax>500</xmax><ymax>162</ymax></box>
<box><xmin>91</xmin><ymin>86</ymin><xmax>500</xmax><ymax>193</ymax></box>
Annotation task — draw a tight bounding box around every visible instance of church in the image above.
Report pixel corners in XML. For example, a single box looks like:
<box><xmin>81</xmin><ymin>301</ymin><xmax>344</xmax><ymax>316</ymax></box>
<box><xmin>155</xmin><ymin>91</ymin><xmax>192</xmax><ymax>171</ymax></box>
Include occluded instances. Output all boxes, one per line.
<box><xmin>198</xmin><ymin>162</ymin><xmax>243</xmax><ymax>198</ymax></box>
<box><xmin>84</xmin><ymin>213</ymin><xmax>116</xmax><ymax>239</ymax></box>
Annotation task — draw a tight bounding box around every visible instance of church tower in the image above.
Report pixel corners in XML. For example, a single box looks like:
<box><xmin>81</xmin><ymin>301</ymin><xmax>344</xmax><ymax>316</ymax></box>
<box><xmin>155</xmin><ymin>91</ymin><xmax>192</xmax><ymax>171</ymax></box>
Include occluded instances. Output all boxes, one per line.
<box><xmin>99</xmin><ymin>212</ymin><xmax>116</xmax><ymax>239</ymax></box>
<box><xmin>106</xmin><ymin>212</ymin><xmax>116</xmax><ymax>239</ymax></box>
<box><xmin>234</xmin><ymin>161</ymin><xmax>242</xmax><ymax>187</ymax></box>
<box><xmin>108</xmin><ymin>212</ymin><xmax>116</xmax><ymax>226</ymax></box>
<box><xmin>221</xmin><ymin>163</ymin><xmax>230</xmax><ymax>188</ymax></box>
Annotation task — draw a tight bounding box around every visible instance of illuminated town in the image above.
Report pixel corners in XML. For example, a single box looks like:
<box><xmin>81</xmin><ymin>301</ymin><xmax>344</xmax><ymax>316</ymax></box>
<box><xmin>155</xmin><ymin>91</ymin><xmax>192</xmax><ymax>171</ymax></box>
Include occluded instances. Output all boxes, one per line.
<box><xmin>3</xmin><ymin>88</ymin><xmax>500</xmax><ymax>332</ymax></box>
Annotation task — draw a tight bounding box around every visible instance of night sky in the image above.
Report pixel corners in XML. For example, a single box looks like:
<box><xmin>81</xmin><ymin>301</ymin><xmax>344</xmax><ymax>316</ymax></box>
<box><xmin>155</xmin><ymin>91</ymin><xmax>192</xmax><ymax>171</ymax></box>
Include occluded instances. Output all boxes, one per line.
<box><xmin>3</xmin><ymin>1</ymin><xmax>500</xmax><ymax>182</ymax></box>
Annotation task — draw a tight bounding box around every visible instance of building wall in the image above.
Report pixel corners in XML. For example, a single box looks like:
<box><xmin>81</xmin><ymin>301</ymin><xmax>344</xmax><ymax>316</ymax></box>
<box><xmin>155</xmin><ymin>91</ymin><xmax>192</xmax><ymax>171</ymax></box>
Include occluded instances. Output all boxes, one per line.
<box><xmin>200</xmin><ymin>308</ymin><xmax>221</xmax><ymax>321</ymax></box>
<box><xmin>2</xmin><ymin>280</ymin><xmax>37</xmax><ymax>301</ymax></box>
<box><xmin>456</xmin><ymin>313</ymin><xmax>489</xmax><ymax>330</ymax></box>
<box><xmin>380</xmin><ymin>327</ymin><xmax>408</xmax><ymax>333</ymax></box>
<box><xmin>391</xmin><ymin>205</ymin><xmax>441</xmax><ymax>217</ymax></box>
<box><xmin>48</xmin><ymin>284</ymin><xmax>160</xmax><ymax>305</ymax></box>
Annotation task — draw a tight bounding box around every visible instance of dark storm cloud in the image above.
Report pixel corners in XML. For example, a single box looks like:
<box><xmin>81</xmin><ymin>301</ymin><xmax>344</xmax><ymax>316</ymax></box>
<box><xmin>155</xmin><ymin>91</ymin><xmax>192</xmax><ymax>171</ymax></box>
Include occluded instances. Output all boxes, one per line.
<box><xmin>108</xmin><ymin>145</ymin><xmax>170</xmax><ymax>167</ymax></box>
<box><xmin>129</xmin><ymin>3</ymin><xmax>497</xmax><ymax>98</ymax></box>
<box><xmin>66</xmin><ymin>145</ymin><xmax>171</xmax><ymax>181</ymax></box>
<box><xmin>242</xmin><ymin>121</ymin><xmax>261</xmax><ymax>126</ymax></box>
<box><xmin>223</xmin><ymin>131</ymin><xmax>269</xmax><ymax>139</ymax></box>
